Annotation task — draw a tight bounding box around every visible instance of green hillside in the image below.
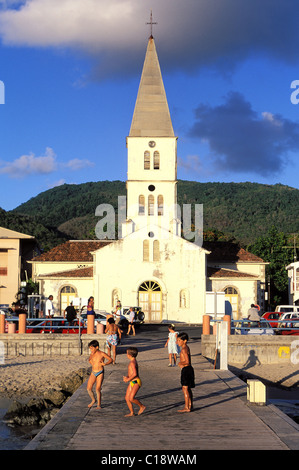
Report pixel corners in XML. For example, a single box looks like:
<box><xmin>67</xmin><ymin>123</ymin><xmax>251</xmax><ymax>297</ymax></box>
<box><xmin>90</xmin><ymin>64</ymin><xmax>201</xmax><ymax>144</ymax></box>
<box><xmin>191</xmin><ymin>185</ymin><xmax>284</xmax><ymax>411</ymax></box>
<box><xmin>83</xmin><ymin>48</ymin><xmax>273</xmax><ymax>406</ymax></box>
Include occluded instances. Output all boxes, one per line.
<box><xmin>8</xmin><ymin>180</ymin><xmax>299</xmax><ymax>247</ymax></box>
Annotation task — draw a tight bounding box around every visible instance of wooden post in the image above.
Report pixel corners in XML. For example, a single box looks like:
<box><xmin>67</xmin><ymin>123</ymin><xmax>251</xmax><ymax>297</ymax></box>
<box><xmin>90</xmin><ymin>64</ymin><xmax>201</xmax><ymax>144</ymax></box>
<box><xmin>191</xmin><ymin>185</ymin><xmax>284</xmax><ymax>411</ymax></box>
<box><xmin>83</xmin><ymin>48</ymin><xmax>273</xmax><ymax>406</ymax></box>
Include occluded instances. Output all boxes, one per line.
<box><xmin>0</xmin><ymin>312</ymin><xmax>5</xmax><ymax>334</ymax></box>
<box><xmin>87</xmin><ymin>314</ymin><xmax>95</xmax><ymax>334</ymax></box>
<box><xmin>202</xmin><ymin>315</ymin><xmax>211</xmax><ymax>335</ymax></box>
<box><xmin>18</xmin><ymin>313</ymin><xmax>27</xmax><ymax>334</ymax></box>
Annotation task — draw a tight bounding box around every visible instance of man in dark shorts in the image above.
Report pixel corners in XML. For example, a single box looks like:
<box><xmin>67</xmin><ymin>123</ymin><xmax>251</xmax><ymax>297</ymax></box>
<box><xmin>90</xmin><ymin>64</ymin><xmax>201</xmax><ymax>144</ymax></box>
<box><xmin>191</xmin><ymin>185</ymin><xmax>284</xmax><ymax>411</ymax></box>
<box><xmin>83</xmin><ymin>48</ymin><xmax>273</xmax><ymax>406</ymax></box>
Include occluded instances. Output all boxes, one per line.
<box><xmin>177</xmin><ymin>332</ymin><xmax>195</xmax><ymax>412</ymax></box>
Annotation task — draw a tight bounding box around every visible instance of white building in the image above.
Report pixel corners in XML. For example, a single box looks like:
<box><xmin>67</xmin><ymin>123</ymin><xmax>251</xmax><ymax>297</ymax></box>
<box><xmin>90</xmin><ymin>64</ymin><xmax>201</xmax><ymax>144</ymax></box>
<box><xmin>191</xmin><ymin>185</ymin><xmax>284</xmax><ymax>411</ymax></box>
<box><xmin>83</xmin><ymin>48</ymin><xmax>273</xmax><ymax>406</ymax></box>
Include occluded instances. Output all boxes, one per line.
<box><xmin>31</xmin><ymin>35</ymin><xmax>267</xmax><ymax>322</ymax></box>
<box><xmin>286</xmin><ymin>261</ymin><xmax>299</xmax><ymax>305</ymax></box>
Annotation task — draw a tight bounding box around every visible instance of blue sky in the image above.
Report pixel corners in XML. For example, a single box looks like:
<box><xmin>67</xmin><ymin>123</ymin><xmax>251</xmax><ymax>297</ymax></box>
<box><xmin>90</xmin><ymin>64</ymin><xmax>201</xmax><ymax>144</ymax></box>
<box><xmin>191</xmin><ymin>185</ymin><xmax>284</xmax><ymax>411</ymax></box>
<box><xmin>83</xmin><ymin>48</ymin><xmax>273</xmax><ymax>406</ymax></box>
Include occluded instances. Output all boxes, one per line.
<box><xmin>0</xmin><ymin>0</ymin><xmax>299</xmax><ymax>211</ymax></box>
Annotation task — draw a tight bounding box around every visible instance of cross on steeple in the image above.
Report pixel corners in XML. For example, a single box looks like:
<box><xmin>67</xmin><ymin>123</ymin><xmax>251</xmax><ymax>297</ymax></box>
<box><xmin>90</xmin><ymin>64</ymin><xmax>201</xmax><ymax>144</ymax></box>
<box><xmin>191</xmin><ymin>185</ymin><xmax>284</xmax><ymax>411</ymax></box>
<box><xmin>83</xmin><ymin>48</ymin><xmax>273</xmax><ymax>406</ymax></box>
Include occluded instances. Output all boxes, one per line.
<box><xmin>146</xmin><ymin>10</ymin><xmax>157</xmax><ymax>38</ymax></box>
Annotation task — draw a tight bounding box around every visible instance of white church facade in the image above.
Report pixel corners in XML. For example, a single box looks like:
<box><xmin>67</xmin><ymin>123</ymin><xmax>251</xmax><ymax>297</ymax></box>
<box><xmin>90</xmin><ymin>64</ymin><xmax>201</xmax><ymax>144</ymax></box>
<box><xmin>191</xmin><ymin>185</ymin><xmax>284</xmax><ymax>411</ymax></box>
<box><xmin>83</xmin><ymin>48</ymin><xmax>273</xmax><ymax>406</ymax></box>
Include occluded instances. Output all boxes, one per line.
<box><xmin>31</xmin><ymin>35</ymin><xmax>267</xmax><ymax>323</ymax></box>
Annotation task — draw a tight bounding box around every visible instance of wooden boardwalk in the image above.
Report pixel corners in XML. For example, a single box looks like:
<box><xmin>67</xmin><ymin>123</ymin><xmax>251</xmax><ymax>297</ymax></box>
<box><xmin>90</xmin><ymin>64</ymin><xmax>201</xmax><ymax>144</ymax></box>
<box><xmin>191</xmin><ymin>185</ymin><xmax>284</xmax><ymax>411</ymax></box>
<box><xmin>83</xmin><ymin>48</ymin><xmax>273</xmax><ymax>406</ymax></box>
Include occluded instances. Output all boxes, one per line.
<box><xmin>25</xmin><ymin>327</ymin><xmax>299</xmax><ymax>451</ymax></box>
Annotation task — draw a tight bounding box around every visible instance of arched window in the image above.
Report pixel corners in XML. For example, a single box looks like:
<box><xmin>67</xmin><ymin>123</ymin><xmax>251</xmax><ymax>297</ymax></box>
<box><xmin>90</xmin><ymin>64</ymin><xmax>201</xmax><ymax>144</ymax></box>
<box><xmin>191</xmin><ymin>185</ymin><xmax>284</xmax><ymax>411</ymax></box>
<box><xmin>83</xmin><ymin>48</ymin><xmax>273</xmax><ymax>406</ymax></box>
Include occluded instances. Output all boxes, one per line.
<box><xmin>144</xmin><ymin>151</ymin><xmax>150</xmax><ymax>170</ymax></box>
<box><xmin>153</xmin><ymin>151</ymin><xmax>160</xmax><ymax>169</ymax></box>
<box><xmin>143</xmin><ymin>240</ymin><xmax>149</xmax><ymax>261</ymax></box>
<box><xmin>224</xmin><ymin>287</ymin><xmax>238</xmax><ymax>295</ymax></box>
<box><xmin>112</xmin><ymin>289</ymin><xmax>121</xmax><ymax>308</ymax></box>
<box><xmin>180</xmin><ymin>289</ymin><xmax>189</xmax><ymax>308</ymax></box>
<box><xmin>157</xmin><ymin>195</ymin><xmax>164</xmax><ymax>216</ymax></box>
<box><xmin>148</xmin><ymin>195</ymin><xmax>154</xmax><ymax>216</ymax></box>
<box><xmin>153</xmin><ymin>240</ymin><xmax>160</xmax><ymax>262</ymax></box>
<box><xmin>138</xmin><ymin>195</ymin><xmax>145</xmax><ymax>215</ymax></box>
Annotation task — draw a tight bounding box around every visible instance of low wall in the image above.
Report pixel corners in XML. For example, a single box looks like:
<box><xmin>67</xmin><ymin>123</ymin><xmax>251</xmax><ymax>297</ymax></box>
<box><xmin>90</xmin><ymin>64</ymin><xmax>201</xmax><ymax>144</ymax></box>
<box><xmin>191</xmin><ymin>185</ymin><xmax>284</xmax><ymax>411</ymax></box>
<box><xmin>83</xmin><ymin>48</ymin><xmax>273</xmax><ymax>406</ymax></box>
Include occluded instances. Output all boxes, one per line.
<box><xmin>201</xmin><ymin>334</ymin><xmax>299</xmax><ymax>365</ymax></box>
<box><xmin>0</xmin><ymin>334</ymin><xmax>107</xmax><ymax>356</ymax></box>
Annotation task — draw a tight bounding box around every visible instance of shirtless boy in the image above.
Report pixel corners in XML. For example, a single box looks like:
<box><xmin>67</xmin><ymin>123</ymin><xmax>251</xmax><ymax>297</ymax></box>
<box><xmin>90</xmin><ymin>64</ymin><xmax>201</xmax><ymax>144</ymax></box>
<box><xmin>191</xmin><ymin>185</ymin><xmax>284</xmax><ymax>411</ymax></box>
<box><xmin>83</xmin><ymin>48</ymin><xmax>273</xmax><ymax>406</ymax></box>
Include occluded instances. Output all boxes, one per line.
<box><xmin>87</xmin><ymin>340</ymin><xmax>113</xmax><ymax>409</ymax></box>
<box><xmin>123</xmin><ymin>347</ymin><xmax>145</xmax><ymax>417</ymax></box>
<box><xmin>177</xmin><ymin>332</ymin><xmax>195</xmax><ymax>412</ymax></box>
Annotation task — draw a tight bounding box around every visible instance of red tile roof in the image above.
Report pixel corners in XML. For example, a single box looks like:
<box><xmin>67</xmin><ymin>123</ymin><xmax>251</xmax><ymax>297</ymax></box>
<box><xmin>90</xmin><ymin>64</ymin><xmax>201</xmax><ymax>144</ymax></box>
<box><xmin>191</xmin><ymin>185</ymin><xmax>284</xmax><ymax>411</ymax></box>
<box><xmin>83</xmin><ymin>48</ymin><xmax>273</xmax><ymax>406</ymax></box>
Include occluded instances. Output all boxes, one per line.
<box><xmin>207</xmin><ymin>267</ymin><xmax>257</xmax><ymax>278</ymax></box>
<box><xmin>39</xmin><ymin>266</ymin><xmax>93</xmax><ymax>278</ymax></box>
<box><xmin>32</xmin><ymin>240</ymin><xmax>112</xmax><ymax>262</ymax></box>
<box><xmin>203</xmin><ymin>241</ymin><xmax>264</xmax><ymax>263</ymax></box>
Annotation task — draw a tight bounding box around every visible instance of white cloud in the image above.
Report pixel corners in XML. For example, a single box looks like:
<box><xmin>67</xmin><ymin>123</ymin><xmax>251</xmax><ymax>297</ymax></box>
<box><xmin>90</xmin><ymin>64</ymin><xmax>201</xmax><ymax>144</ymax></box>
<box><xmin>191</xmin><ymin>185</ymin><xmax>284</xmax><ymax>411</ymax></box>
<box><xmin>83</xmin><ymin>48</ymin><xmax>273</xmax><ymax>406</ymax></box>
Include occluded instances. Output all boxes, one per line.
<box><xmin>0</xmin><ymin>0</ymin><xmax>298</xmax><ymax>79</ymax></box>
<box><xmin>0</xmin><ymin>146</ymin><xmax>56</xmax><ymax>177</ymax></box>
<box><xmin>63</xmin><ymin>158</ymin><xmax>94</xmax><ymax>171</ymax></box>
<box><xmin>0</xmin><ymin>147</ymin><xmax>95</xmax><ymax>178</ymax></box>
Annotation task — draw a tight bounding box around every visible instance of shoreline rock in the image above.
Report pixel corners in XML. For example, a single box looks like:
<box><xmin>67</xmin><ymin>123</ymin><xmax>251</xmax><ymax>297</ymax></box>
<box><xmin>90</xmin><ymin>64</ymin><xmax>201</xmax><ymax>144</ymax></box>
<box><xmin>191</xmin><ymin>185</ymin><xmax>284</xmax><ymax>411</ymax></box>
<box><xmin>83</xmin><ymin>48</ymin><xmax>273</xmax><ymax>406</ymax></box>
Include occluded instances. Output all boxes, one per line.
<box><xmin>3</xmin><ymin>367</ymin><xmax>90</xmax><ymax>427</ymax></box>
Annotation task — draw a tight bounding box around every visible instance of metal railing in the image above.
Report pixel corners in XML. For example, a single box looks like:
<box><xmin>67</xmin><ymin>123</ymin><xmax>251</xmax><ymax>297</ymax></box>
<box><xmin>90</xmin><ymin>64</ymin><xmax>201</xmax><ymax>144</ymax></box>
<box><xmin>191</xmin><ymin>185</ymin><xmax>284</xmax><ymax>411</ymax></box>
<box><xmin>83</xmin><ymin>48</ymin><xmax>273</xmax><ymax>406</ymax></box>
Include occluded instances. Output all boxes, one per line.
<box><xmin>230</xmin><ymin>318</ymin><xmax>299</xmax><ymax>334</ymax></box>
<box><xmin>5</xmin><ymin>317</ymin><xmax>86</xmax><ymax>333</ymax></box>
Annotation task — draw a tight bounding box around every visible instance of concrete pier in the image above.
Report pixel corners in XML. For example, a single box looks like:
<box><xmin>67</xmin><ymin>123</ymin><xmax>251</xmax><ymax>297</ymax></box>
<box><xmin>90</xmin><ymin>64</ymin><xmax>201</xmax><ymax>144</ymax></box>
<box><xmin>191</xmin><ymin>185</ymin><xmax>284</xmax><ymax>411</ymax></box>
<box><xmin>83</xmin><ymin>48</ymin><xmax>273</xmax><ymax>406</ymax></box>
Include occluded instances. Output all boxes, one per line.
<box><xmin>25</xmin><ymin>326</ymin><xmax>299</xmax><ymax>451</ymax></box>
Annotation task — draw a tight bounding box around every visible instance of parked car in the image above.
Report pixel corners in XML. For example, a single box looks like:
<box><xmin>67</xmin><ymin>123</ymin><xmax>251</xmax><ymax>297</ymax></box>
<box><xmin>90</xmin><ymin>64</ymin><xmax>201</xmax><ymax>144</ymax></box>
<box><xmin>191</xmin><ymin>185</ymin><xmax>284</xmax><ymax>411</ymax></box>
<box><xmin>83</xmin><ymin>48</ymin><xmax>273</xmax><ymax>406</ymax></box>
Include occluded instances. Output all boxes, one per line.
<box><xmin>80</xmin><ymin>308</ymin><xmax>109</xmax><ymax>326</ymax></box>
<box><xmin>261</xmin><ymin>312</ymin><xmax>280</xmax><ymax>328</ymax></box>
<box><xmin>274</xmin><ymin>305</ymin><xmax>299</xmax><ymax>314</ymax></box>
<box><xmin>232</xmin><ymin>319</ymin><xmax>275</xmax><ymax>335</ymax></box>
<box><xmin>120</xmin><ymin>307</ymin><xmax>145</xmax><ymax>328</ymax></box>
<box><xmin>276</xmin><ymin>312</ymin><xmax>299</xmax><ymax>335</ymax></box>
<box><xmin>276</xmin><ymin>320</ymin><xmax>299</xmax><ymax>335</ymax></box>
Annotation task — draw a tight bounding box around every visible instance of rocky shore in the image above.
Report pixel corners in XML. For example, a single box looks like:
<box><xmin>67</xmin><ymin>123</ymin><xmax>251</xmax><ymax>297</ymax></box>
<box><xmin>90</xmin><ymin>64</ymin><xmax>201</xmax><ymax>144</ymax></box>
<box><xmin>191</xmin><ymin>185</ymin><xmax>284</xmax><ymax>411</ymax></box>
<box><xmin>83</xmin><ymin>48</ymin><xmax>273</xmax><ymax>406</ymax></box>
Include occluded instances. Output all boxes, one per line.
<box><xmin>0</xmin><ymin>355</ymin><xmax>90</xmax><ymax>427</ymax></box>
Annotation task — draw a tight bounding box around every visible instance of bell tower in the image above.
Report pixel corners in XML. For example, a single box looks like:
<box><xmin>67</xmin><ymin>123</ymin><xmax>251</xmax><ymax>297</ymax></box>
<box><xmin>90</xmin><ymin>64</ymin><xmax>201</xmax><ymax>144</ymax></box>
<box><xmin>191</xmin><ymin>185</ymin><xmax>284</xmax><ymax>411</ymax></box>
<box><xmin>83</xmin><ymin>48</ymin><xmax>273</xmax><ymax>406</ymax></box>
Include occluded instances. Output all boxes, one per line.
<box><xmin>125</xmin><ymin>33</ymin><xmax>178</xmax><ymax>236</ymax></box>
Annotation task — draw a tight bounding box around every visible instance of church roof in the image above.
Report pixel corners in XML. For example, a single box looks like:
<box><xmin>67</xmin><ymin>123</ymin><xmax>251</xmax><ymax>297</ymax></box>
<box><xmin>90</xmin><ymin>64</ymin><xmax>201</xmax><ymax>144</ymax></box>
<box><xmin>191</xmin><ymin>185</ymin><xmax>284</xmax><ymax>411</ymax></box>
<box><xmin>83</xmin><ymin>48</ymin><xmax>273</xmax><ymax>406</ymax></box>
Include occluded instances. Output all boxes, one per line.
<box><xmin>203</xmin><ymin>241</ymin><xmax>265</xmax><ymax>263</ymax></box>
<box><xmin>129</xmin><ymin>37</ymin><xmax>174</xmax><ymax>137</ymax></box>
<box><xmin>38</xmin><ymin>266</ymin><xmax>93</xmax><ymax>279</ymax></box>
<box><xmin>207</xmin><ymin>267</ymin><xmax>257</xmax><ymax>279</ymax></box>
<box><xmin>31</xmin><ymin>240</ymin><xmax>112</xmax><ymax>262</ymax></box>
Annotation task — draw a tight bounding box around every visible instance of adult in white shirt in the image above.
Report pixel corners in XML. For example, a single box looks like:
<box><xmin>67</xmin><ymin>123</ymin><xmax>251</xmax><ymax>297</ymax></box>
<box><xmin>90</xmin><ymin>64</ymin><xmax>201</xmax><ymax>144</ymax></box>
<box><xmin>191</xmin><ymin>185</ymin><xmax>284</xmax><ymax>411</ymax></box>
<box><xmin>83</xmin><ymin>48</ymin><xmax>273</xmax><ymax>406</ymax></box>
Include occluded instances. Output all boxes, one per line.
<box><xmin>45</xmin><ymin>295</ymin><xmax>54</xmax><ymax>318</ymax></box>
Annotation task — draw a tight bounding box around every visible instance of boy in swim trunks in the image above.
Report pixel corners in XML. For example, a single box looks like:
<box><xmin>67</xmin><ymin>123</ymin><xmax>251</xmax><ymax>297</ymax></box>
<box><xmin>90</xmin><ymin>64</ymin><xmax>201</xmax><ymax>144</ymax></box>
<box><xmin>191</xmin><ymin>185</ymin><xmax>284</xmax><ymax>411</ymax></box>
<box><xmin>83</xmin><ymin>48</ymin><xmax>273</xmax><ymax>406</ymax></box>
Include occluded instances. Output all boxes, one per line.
<box><xmin>87</xmin><ymin>340</ymin><xmax>113</xmax><ymax>409</ymax></box>
<box><xmin>123</xmin><ymin>347</ymin><xmax>145</xmax><ymax>417</ymax></box>
<box><xmin>177</xmin><ymin>332</ymin><xmax>195</xmax><ymax>413</ymax></box>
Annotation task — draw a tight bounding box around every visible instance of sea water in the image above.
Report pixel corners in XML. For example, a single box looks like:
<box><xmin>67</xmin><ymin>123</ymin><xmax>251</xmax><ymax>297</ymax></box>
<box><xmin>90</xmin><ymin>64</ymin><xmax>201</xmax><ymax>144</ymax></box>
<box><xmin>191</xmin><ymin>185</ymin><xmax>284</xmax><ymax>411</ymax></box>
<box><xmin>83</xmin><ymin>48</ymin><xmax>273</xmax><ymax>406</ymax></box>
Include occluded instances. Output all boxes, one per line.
<box><xmin>0</xmin><ymin>398</ymin><xmax>40</xmax><ymax>450</ymax></box>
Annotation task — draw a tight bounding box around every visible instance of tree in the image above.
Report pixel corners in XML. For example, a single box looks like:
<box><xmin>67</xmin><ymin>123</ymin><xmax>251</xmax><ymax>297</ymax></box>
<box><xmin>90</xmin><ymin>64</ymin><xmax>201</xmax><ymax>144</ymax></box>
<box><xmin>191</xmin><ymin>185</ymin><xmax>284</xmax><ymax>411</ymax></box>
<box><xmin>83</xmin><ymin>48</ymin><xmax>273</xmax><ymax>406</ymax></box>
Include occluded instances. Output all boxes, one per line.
<box><xmin>248</xmin><ymin>226</ymin><xmax>295</xmax><ymax>307</ymax></box>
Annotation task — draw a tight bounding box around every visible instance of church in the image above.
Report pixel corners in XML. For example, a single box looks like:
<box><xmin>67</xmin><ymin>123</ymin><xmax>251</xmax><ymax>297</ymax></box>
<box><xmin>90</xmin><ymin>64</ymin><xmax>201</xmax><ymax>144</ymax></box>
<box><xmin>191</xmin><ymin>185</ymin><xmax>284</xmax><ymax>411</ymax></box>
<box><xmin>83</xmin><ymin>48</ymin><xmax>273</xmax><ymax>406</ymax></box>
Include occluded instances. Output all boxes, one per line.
<box><xmin>31</xmin><ymin>34</ymin><xmax>267</xmax><ymax>323</ymax></box>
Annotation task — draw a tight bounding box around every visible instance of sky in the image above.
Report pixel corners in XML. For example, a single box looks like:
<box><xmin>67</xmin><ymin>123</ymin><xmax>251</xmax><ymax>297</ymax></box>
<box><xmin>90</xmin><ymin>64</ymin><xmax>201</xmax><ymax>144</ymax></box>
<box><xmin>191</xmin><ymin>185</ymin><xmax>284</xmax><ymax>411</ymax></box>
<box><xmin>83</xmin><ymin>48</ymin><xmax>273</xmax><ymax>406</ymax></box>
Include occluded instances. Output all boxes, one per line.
<box><xmin>0</xmin><ymin>0</ymin><xmax>299</xmax><ymax>211</ymax></box>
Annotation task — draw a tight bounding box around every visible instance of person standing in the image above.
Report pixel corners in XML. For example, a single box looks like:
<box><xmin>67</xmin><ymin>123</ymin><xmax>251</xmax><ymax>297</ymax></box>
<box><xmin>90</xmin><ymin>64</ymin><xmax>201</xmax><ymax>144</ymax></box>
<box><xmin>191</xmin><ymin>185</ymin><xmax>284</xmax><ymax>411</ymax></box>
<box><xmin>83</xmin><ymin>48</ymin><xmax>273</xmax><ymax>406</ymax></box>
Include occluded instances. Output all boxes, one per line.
<box><xmin>45</xmin><ymin>295</ymin><xmax>54</xmax><ymax>318</ymax></box>
<box><xmin>64</xmin><ymin>302</ymin><xmax>77</xmax><ymax>326</ymax></box>
<box><xmin>127</xmin><ymin>307</ymin><xmax>136</xmax><ymax>336</ymax></box>
<box><xmin>165</xmin><ymin>324</ymin><xmax>179</xmax><ymax>367</ymax></box>
<box><xmin>177</xmin><ymin>332</ymin><xmax>195</xmax><ymax>413</ymax></box>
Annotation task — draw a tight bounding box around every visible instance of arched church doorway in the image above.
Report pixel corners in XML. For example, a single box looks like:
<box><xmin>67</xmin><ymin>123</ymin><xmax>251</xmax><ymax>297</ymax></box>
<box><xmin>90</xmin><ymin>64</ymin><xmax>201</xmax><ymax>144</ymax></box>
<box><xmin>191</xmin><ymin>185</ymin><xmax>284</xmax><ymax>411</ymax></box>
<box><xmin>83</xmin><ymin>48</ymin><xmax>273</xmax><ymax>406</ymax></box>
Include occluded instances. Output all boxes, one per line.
<box><xmin>224</xmin><ymin>286</ymin><xmax>239</xmax><ymax>319</ymax></box>
<box><xmin>60</xmin><ymin>285</ymin><xmax>77</xmax><ymax>314</ymax></box>
<box><xmin>138</xmin><ymin>281</ymin><xmax>162</xmax><ymax>322</ymax></box>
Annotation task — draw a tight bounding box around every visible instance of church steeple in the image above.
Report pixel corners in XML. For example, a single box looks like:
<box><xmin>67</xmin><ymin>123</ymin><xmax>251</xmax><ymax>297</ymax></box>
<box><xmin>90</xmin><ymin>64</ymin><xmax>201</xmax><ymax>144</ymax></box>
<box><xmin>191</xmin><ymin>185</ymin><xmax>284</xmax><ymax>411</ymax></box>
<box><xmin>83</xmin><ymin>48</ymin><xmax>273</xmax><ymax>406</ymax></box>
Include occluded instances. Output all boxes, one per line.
<box><xmin>125</xmin><ymin>32</ymin><xmax>178</xmax><ymax>237</ymax></box>
<box><xmin>129</xmin><ymin>36</ymin><xmax>174</xmax><ymax>138</ymax></box>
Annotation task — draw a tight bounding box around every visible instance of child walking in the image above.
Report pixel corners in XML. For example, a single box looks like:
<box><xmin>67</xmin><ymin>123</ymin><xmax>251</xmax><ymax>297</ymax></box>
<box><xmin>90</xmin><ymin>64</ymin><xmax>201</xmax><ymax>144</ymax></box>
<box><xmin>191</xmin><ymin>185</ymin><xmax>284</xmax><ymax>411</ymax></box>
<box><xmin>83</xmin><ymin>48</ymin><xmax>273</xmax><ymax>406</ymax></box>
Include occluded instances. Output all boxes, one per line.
<box><xmin>177</xmin><ymin>332</ymin><xmax>195</xmax><ymax>413</ymax></box>
<box><xmin>164</xmin><ymin>324</ymin><xmax>179</xmax><ymax>366</ymax></box>
<box><xmin>123</xmin><ymin>347</ymin><xmax>146</xmax><ymax>417</ymax></box>
<box><xmin>87</xmin><ymin>340</ymin><xmax>113</xmax><ymax>409</ymax></box>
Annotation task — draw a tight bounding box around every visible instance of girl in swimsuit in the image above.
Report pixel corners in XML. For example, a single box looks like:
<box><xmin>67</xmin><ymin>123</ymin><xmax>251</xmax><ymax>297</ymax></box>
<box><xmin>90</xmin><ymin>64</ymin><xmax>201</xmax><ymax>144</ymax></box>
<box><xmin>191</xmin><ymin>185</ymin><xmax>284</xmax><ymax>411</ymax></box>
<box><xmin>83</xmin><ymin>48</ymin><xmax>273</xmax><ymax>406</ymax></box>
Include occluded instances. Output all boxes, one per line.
<box><xmin>123</xmin><ymin>347</ymin><xmax>145</xmax><ymax>417</ymax></box>
<box><xmin>105</xmin><ymin>317</ymin><xmax>122</xmax><ymax>364</ymax></box>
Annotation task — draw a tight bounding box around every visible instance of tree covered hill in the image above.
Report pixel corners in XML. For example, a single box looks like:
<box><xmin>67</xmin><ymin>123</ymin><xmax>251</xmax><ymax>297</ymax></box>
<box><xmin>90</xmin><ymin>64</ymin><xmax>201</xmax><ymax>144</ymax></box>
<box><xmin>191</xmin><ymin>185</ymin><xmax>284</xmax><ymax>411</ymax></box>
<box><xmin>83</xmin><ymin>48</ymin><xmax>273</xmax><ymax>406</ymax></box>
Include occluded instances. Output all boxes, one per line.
<box><xmin>5</xmin><ymin>180</ymin><xmax>299</xmax><ymax>248</ymax></box>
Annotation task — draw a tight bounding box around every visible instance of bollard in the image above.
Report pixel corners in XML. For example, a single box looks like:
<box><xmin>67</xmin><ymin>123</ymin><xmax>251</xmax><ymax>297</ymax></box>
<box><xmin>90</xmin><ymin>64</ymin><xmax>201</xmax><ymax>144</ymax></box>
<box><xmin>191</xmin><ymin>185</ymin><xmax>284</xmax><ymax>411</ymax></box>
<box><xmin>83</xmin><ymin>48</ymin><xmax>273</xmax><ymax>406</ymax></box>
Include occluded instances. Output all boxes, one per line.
<box><xmin>87</xmin><ymin>314</ymin><xmax>95</xmax><ymax>334</ymax></box>
<box><xmin>8</xmin><ymin>323</ymin><xmax>16</xmax><ymax>333</ymax></box>
<box><xmin>0</xmin><ymin>312</ymin><xmax>5</xmax><ymax>334</ymax></box>
<box><xmin>18</xmin><ymin>313</ymin><xmax>27</xmax><ymax>334</ymax></box>
<box><xmin>97</xmin><ymin>323</ymin><xmax>104</xmax><ymax>334</ymax></box>
<box><xmin>223</xmin><ymin>315</ymin><xmax>231</xmax><ymax>335</ymax></box>
<box><xmin>202</xmin><ymin>315</ymin><xmax>211</xmax><ymax>335</ymax></box>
